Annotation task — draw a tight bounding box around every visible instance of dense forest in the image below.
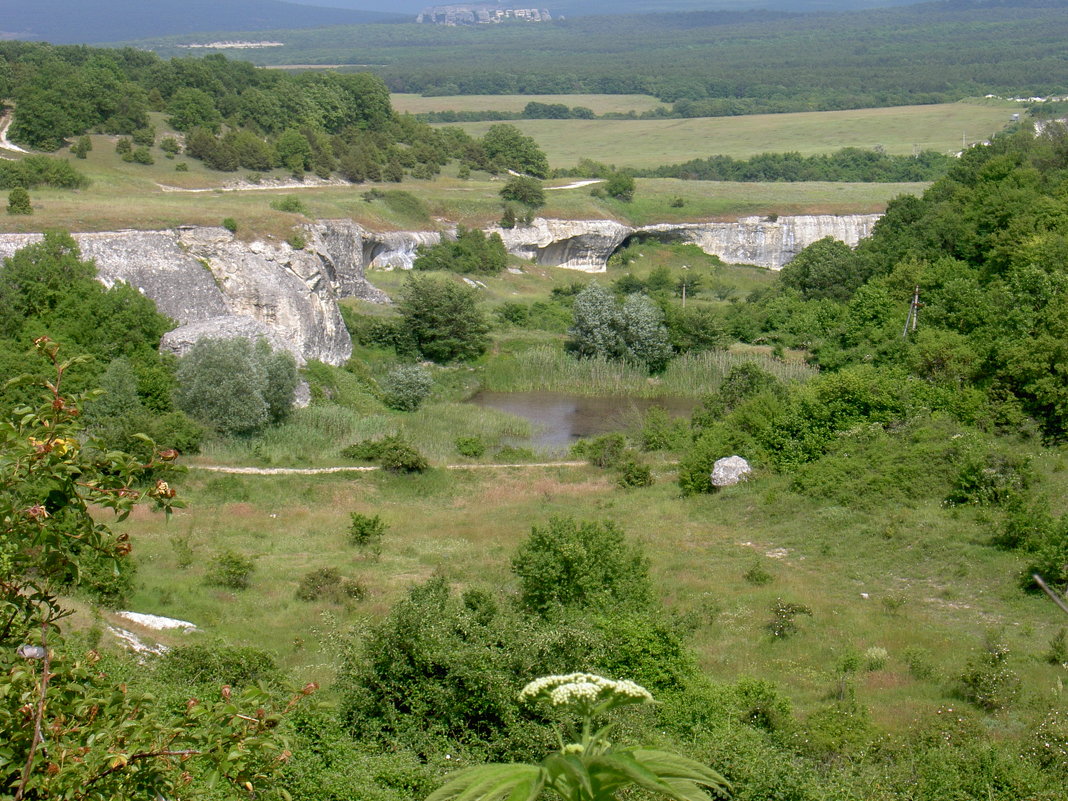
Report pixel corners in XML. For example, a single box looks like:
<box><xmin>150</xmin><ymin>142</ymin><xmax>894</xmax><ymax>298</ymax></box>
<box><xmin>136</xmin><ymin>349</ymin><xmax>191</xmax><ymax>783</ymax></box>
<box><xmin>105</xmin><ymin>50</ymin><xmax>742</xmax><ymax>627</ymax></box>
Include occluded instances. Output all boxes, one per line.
<box><xmin>0</xmin><ymin>43</ymin><xmax>554</xmax><ymax>181</ymax></box>
<box><xmin>132</xmin><ymin>0</ymin><xmax>1068</xmax><ymax>114</ymax></box>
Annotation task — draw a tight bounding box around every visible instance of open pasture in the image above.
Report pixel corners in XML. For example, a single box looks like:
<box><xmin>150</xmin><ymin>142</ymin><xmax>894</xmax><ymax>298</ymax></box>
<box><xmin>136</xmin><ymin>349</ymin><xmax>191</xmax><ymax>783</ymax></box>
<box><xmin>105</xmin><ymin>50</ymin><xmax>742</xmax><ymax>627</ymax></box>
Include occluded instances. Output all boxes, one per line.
<box><xmin>112</xmin><ymin>461</ymin><xmax>1067</xmax><ymax>725</ymax></box>
<box><xmin>447</xmin><ymin>102</ymin><xmax>1018</xmax><ymax>168</ymax></box>
<box><xmin>391</xmin><ymin>93</ymin><xmax>665</xmax><ymax>115</ymax></box>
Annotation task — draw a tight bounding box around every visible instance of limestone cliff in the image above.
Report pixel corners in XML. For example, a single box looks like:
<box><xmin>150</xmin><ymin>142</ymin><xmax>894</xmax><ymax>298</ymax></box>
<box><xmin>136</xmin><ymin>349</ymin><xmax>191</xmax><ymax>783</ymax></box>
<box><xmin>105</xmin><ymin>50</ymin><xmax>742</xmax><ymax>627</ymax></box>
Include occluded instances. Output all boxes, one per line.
<box><xmin>489</xmin><ymin>214</ymin><xmax>881</xmax><ymax>272</ymax></box>
<box><xmin>0</xmin><ymin>213</ymin><xmax>881</xmax><ymax>370</ymax></box>
<box><xmin>0</xmin><ymin>228</ymin><xmax>357</xmax><ymax>367</ymax></box>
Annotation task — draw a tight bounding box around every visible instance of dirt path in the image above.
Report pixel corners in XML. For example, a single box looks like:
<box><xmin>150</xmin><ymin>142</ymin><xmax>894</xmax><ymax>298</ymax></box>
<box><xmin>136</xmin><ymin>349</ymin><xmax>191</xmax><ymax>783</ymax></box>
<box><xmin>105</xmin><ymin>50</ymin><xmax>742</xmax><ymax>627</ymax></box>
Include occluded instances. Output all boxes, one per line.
<box><xmin>0</xmin><ymin>109</ymin><xmax>29</xmax><ymax>156</ymax></box>
<box><xmin>191</xmin><ymin>461</ymin><xmax>588</xmax><ymax>475</ymax></box>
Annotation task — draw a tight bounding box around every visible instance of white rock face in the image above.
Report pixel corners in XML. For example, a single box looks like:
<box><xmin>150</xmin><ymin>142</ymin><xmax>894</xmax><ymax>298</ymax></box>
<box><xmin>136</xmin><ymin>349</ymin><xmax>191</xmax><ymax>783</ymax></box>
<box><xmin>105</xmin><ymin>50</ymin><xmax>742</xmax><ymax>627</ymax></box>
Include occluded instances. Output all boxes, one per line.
<box><xmin>711</xmin><ymin>455</ymin><xmax>752</xmax><ymax>487</ymax></box>
<box><xmin>485</xmin><ymin>215</ymin><xmax>879</xmax><ymax>272</ymax></box>
<box><xmin>491</xmin><ymin>218</ymin><xmax>633</xmax><ymax>271</ymax></box>
<box><xmin>0</xmin><ymin>228</ymin><xmax>356</xmax><ymax>367</ymax></box>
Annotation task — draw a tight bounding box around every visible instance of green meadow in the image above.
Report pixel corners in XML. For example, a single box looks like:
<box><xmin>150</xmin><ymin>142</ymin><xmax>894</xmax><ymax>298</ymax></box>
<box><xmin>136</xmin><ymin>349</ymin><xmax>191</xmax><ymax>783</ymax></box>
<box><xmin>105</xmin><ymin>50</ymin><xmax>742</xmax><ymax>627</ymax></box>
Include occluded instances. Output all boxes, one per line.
<box><xmin>448</xmin><ymin>101</ymin><xmax>1018</xmax><ymax>168</ymax></box>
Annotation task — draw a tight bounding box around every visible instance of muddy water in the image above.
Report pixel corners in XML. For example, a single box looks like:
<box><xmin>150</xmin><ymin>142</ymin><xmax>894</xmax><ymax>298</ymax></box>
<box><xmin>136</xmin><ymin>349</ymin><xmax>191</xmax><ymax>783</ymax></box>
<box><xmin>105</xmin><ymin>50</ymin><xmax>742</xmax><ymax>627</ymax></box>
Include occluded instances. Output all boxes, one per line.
<box><xmin>467</xmin><ymin>390</ymin><xmax>697</xmax><ymax>451</ymax></box>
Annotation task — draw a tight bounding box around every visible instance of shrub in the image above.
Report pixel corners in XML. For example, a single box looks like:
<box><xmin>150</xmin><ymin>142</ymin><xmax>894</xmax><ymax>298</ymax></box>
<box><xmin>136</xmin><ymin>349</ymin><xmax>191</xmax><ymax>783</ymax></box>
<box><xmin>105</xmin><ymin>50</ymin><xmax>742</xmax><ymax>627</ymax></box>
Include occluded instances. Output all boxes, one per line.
<box><xmin>414</xmin><ymin>226</ymin><xmax>508</xmax><ymax>275</ymax></box>
<box><xmin>571</xmin><ymin>433</ymin><xmax>627</xmax><ymax>468</ymax></box>
<box><xmin>205</xmin><ymin>550</ymin><xmax>255</xmax><ymax>590</ymax></box>
<box><xmin>1046</xmin><ymin>628</ymin><xmax>1068</xmax><ymax>665</ymax></box>
<box><xmin>616</xmin><ymin>456</ymin><xmax>654</xmax><ymax>488</ymax></box>
<box><xmin>511</xmin><ymin>516</ymin><xmax>651</xmax><ymax>615</ymax></box>
<box><xmin>946</xmin><ymin>451</ymin><xmax>1032</xmax><ymax>507</ymax></box>
<box><xmin>175</xmin><ymin>162</ymin><xmax>189</xmax><ymax>172</ymax></box>
<box><xmin>296</xmin><ymin>567</ymin><xmax>365</xmax><ymax>603</ymax></box>
<box><xmin>287</xmin><ymin>232</ymin><xmax>307</xmax><ymax>250</ymax></box>
<box><xmin>157</xmin><ymin>644</ymin><xmax>280</xmax><ymax>688</ymax></box>
<box><xmin>6</xmin><ymin>187</ymin><xmax>31</xmax><ymax>215</ymax></box>
<box><xmin>130</xmin><ymin>146</ymin><xmax>154</xmax><ymax>165</ymax></box>
<box><xmin>455</xmin><ymin>436</ymin><xmax>486</xmax><ymax>458</ymax></box>
<box><xmin>744</xmin><ymin>561</ymin><xmax>775</xmax><ymax>585</ymax></box>
<box><xmin>342</xmin><ymin>435</ymin><xmax>428</xmax><ymax>473</ymax></box>
<box><xmin>175</xmin><ymin>338</ymin><xmax>298</xmax><ymax>436</ymax></box>
<box><xmin>495</xmin><ymin>445</ymin><xmax>536</xmax><ymax>462</ymax></box>
<box><xmin>381</xmin><ymin>364</ymin><xmax>433</xmax><ymax>411</ymax></box>
<box><xmin>221</xmin><ymin>217</ymin><xmax>238</xmax><ymax>233</ymax></box>
<box><xmin>270</xmin><ymin>195</ymin><xmax>308</xmax><ymax>215</ymax></box>
<box><xmin>499</xmin><ymin>175</ymin><xmax>545</xmax><ymax>208</ymax></box>
<box><xmin>398</xmin><ymin>274</ymin><xmax>489</xmax><ymax>363</ymax></box>
<box><xmin>160</xmin><ymin>136</ymin><xmax>180</xmax><ymax>156</ymax></box>
<box><xmin>349</xmin><ymin>512</ymin><xmax>388</xmax><ymax>554</ymax></box>
<box><xmin>958</xmin><ymin>632</ymin><xmax>1020</xmax><ymax>711</ymax></box>
<box><xmin>170</xmin><ymin>535</ymin><xmax>195</xmax><ymax>569</ymax></box>
<box><xmin>767</xmin><ymin>598</ymin><xmax>812</xmax><ymax>638</ymax></box>
<box><xmin>640</xmin><ymin>406</ymin><xmax>690</xmax><ymax>452</ymax></box>
<box><xmin>71</xmin><ymin>135</ymin><xmax>92</xmax><ymax>159</ymax></box>
<box><xmin>115</xmin><ymin>137</ymin><xmax>132</xmax><ymax>155</ymax></box>
<box><xmin>903</xmin><ymin>646</ymin><xmax>936</xmax><ymax>680</ymax></box>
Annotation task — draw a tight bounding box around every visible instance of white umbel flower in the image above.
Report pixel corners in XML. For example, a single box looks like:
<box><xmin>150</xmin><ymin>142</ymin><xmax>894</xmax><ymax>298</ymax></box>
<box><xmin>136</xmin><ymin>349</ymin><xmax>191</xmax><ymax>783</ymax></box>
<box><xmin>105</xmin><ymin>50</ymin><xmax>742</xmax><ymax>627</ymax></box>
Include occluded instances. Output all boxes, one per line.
<box><xmin>518</xmin><ymin>672</ymin><xmax>654</xmax><ymax>710</ymax></box>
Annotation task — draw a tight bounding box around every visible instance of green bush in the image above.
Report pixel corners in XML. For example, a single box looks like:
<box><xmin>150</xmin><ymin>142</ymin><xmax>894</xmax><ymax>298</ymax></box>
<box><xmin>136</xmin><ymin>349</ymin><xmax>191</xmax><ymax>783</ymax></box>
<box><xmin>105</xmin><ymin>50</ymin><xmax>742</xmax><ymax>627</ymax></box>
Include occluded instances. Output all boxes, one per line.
<box><xmin>221</xmin><ymin>217</ymin><xmax>238</xmax><ymax>233</ymax></box>
<box><xmin>640</xmin><ymin>406</ymin><xmax>690</xmax><ymax>452</ymax></box>
<box><xmin>767</xmin><ymin>598</ymin><xmax>812</xmax><ymax>638</ymax></box>
<box><xmin>287</xmin><ymin>231</ymin><xmax>307</xmax><ymax>250</ymax></box>
<box><xmin>175</xmin><ymin>338</ymin><xmax>299</xmax><ymax>436</ymax></box>
<box><xmin>157</xmin><ymin>644</ymin><xmax>280</xmax><ymax>688</ymax></box>
<box><xmin>571</xmin><ymin>432</ymin><xmax>627</xmax><ymax>468</ymax></box>
<box><xmin>381</xmin><ymin>364</ymin><xmax>433</xmax><ymax>411</ymax></box>
<box><xmin>945</xmin><ymin>451</ymin><xmax>1032</xmax><ymax>507</ymax></box>
<box><xmin>414</xmin><ymin>226</ymin><xmax>507</xmax><ymax>275</ymax></box>
<box><xmin>7</xmin><ymin>187</ymin><xmax>31</xmax><ymax>215</ymax></box>
<box><xmin>511</xmin><ymin>516</ymin><xmax>651</xmax><ymax>615</ymax></box>
<box><xmin>744</xmin><ymin>561</ymin><xmax>775</xmax><ymax>586</ymax></box>
<box><xmin>398</xmin><ymin>275</ymin><xmax>489</xmax><ymax>363</ymax></box>
<box><xmin>296</xmin><ymin>567</ymin><xmax>365</xmax><ymax>603</ymax></box>
<box><xmin>175</xmin><ymin>162</ymin><xmax>189</xmax><ymax>172</ymax></box>
<box><xmin>957</xmin><ymin>632</ymin><xmax>1020</xmax><ymax>711</ymax></box>
<box><xmin>349</xmin><ymin>513</ymin><xmax>388</xmax><ymax>553</ymax></box>
<box><xmin>205</xmin><ymin>550</ymin><xmax>255</xmax><ymax>590</ymax></box>
<box><xmin>616</xmin><ymin>456</ymin><xmax>654</xmax><ymax>488</ymax></box>
<box><xmin>499</xmin><ymin>175</ymin><xmax>545</xmax><ymax>208</ymax></box>
<box><xmin>130</xmin><ymin>145</ymin><xmax>154</xmax><ymax>165</ymax></box>
<box><xmin>114</xmin><ymin>137</ymin><xmax>132</xmax><ymax>155</ymax></box>
<box><xmin>342</xmin><ymin>435</ymin><xmax>428</xmax><ymax>473</ymax></box>
<box><xmin>270</xmin><ymin>195</ymin><xmax>309</xmax><ymax>215</ymax></box>
<box><xmin>455</xmin><ymin>436</ymin><xmax>486</xmax><ymax>458</ymax></box>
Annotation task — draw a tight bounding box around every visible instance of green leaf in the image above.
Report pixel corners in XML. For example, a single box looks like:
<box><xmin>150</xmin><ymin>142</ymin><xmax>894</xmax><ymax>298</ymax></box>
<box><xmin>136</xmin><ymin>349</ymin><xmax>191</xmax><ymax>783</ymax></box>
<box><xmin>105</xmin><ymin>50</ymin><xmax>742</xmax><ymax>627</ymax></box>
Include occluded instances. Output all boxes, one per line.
<box><xmin>427</xmin><ymin>764</ymin><xmax>545</xmax><ymax>801</ymax></box>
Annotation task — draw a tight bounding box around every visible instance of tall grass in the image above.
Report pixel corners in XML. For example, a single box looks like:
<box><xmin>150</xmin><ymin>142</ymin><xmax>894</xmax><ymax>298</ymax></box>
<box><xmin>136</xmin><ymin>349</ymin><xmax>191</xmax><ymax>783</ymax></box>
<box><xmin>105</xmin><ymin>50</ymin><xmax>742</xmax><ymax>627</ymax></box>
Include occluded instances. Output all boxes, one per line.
<box><xmin>482</xmin><ymin>346</ymin><xmax>816</xmax><ymax>397</ymax></box>
<box><xmin>195</xmin><ymin>402</ymin><xmax>533</xmax><ymax>466</ymax></box>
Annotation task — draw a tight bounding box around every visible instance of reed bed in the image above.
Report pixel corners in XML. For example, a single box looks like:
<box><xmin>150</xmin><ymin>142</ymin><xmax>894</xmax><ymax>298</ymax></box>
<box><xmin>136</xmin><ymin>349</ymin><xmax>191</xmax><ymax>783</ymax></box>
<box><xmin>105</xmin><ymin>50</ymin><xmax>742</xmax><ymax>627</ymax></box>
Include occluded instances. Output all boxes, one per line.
<box><xmin>481</xmin><ymin>346</ymin><xmax>817</xmax><ymax>398</ymax></box>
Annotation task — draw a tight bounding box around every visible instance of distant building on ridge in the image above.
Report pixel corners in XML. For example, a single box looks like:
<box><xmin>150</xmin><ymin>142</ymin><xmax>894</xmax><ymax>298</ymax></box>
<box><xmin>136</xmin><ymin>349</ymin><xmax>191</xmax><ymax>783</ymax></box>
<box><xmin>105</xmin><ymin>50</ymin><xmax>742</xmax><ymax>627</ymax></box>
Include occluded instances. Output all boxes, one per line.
<box><xmin>416</xmin><ymin>5</ymin><xmax>553</xmax><ymax>25</ymax></box>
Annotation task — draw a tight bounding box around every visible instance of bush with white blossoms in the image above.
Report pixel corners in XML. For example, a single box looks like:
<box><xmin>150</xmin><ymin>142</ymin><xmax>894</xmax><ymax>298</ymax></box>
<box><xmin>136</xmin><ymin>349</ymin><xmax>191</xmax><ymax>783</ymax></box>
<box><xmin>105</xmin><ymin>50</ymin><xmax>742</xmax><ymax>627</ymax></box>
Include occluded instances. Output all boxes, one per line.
<box><xmin>427</xmin><ymin>672</ymin><xmax>729</xmax><ymax>801</ymax></box>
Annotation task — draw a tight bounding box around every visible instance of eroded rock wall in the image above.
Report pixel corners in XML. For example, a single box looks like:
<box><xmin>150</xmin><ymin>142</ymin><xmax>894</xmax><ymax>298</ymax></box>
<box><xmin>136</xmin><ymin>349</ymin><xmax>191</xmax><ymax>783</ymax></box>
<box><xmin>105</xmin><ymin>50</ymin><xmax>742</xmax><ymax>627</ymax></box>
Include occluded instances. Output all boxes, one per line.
<box><xmin>0</xmin><ymin>228</ymin><xmax>355</xmax><ymax>367</ymax></box>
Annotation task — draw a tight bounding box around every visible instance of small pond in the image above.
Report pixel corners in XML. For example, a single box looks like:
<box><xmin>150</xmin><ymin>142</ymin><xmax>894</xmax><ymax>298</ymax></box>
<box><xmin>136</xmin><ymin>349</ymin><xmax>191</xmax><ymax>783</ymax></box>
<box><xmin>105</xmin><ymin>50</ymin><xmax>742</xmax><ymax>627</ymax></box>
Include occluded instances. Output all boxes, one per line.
<box><xmin>467</xmin><ymin>390</ymin><xmax>697</xmax><ymax>451</ymax></box>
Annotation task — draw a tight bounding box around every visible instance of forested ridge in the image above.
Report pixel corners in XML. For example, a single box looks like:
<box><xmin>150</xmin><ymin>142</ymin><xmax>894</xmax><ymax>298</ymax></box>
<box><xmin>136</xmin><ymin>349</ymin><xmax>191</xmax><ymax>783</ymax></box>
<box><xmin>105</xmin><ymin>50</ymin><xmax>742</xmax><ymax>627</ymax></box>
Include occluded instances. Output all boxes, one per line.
<box><xmin>132</xmin><ymin>0</ymin><xmax>1068</xmax><ymax>114</ymax></box>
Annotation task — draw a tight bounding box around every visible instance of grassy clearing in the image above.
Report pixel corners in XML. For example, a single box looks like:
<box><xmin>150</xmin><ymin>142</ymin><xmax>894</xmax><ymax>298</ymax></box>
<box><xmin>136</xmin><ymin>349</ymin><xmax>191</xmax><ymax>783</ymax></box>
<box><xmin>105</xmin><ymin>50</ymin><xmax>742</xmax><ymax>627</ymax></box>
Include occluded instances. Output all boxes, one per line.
<box><xmin>447</xmin><ymin>101</ymin><xmax>1017</xmax><ymax>168</ymax></box>
<box><xmin>391</xmin><ymin>93</ymin><xmax>665</xmax><ymax>115</ymax></box>
<box><xmin>110</xmin><ymin>455</ymin><xmax>1068</xmax><ymax>720</ymax></box>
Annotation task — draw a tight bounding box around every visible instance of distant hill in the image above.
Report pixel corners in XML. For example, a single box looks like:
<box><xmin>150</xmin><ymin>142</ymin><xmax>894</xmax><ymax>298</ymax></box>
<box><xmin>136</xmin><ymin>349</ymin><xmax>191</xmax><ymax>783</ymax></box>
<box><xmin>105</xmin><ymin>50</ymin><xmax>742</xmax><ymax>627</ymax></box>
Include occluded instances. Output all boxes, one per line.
<box><xmin>280</xmin><ymin>0</ymin><xmax>920</xmax><ymax>15</ymax></box>
<box><xmin>0</xmin><ymin>0</ymin><xmax>406</xmax><ymax>45</ymax></box>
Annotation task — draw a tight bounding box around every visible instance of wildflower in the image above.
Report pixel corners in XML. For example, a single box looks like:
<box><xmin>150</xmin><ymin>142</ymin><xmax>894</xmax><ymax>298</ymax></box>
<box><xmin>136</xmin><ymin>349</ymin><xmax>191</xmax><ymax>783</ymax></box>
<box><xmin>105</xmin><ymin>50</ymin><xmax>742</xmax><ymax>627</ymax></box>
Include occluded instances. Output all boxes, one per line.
<box><xmin>518</xmin><ymin>672</ymin><xmax>654</xmax><ymax>713</ymax></box>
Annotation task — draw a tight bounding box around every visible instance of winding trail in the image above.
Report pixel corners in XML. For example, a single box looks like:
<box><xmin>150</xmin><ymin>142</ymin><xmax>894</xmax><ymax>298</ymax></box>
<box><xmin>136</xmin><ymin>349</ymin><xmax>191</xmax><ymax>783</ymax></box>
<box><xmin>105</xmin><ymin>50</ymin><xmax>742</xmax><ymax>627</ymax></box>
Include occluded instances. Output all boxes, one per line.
<box><xmin>191</xmin><ymin>461</ymin><xmax>588</xmax><ymax>475</ymax></box>
<box><xmin>0</xmin><ymin>109</ymin><xmax>29</xmax><ymax>156</ymax></box>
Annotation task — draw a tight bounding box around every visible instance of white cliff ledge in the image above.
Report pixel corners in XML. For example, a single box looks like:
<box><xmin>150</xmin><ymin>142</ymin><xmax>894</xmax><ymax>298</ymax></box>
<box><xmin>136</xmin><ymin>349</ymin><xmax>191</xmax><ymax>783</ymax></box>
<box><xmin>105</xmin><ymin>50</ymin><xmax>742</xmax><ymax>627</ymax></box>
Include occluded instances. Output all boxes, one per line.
<box><xmin>0</xmin><ymin>213</ymin><xmax>879</xmax><ymax>366</ymax></box>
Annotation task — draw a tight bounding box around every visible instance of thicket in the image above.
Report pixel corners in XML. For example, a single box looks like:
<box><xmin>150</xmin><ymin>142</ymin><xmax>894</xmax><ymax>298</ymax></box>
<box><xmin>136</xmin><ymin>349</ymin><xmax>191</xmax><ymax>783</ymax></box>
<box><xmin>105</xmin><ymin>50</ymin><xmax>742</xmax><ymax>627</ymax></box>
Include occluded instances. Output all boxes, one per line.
<box><xmin>0</xmin><ymin>232</ymin><xmax>201</xmax><ymax>454</ymax></box>
<box><xmin>637</xmin><ymin>147</ymin><xmax>955</xmax><ymax>183</ymax></box>
<box><xmin>413</xmin><ymin>226</ymin><xmax>508</xmax><ymax>275</ymax></box>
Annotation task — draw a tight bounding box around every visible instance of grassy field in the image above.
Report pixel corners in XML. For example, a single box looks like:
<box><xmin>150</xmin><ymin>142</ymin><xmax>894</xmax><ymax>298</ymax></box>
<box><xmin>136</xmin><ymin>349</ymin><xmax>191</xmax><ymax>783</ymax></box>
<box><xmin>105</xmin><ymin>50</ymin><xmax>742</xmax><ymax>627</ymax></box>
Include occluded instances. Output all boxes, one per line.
<box><xmin>108</xmin><ymin>453</ymin><xmax>1068</xmax><ymax>728</ymax></box>
<box><xmin>447</xmin><ymin>101</ymin><xmax>1018</xmax><ymax>168</ymax></box>
<box><xmin>391</xmin><ymin>93</ymin><xmax>665</xmax><ymax>115</ymax></box>
<box><xmin>0</xmin><ymin>140</ymin><xmax>921</xmax><ymax>236</ymax></box>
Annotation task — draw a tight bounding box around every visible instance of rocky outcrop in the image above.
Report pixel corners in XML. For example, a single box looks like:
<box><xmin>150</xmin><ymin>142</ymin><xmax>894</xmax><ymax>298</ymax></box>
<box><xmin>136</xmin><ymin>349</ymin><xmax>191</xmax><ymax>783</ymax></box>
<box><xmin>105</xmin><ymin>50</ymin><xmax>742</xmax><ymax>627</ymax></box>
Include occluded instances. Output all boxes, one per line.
<box><xmin>0</xmin><ymin>228</ymin><xmax>355</xmax><ymax>367</ymax></box>
<box><xmin>490</xmin><ymin>214</ymin><xmax>881</xmax><ymax>272</ymax></box>
<box><xmin>492</xmin><ymin>218</ymin><xmax>632</xmax><ymax>270</ymax></box>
